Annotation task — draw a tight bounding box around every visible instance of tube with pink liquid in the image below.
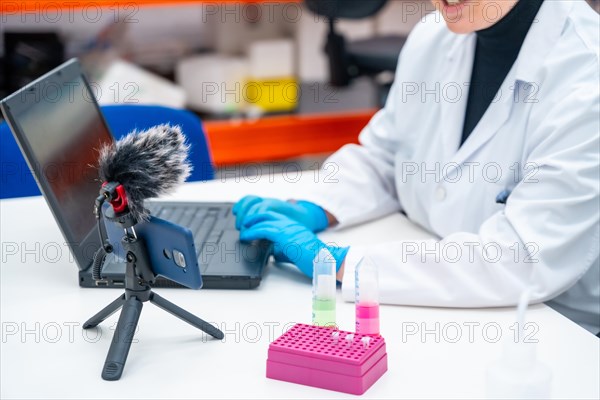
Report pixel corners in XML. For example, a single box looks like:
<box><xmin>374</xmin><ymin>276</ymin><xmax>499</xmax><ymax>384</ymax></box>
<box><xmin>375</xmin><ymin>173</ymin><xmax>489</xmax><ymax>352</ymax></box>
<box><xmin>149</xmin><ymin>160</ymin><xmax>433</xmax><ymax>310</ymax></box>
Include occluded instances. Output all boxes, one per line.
<box><xmin>355</xmin><ymin>256</ymin><xmax>380</xmax><ymax>335</ymax></box>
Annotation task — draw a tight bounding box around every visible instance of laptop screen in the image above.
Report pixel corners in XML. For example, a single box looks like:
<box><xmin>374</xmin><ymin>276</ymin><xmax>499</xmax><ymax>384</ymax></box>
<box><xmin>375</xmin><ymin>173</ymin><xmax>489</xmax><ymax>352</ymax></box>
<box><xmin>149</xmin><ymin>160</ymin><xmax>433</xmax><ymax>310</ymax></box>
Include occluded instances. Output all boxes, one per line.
<box><xmin>4</xmin><ymin>69</ymin><xmax>113</xmax><ymax>243</ymax></box>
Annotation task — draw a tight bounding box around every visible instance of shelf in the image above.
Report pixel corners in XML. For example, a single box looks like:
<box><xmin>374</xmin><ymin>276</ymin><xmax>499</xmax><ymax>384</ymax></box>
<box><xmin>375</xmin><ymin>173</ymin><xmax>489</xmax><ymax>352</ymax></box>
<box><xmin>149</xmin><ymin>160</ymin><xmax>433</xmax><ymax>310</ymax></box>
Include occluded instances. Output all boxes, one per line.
<box><xmin>203</xmin><ymin>109</ymin><xmax>376</xmax><ymax>167</ymax></box>
<box><xmin>0</xmin><ymin>0</ymin><xmax>301</xmax><ymax>13</ymax></box>
<box><xmin>1</xmin><ymin>0</ymin><xmax>371</xmax><ymax>167</ymax></box>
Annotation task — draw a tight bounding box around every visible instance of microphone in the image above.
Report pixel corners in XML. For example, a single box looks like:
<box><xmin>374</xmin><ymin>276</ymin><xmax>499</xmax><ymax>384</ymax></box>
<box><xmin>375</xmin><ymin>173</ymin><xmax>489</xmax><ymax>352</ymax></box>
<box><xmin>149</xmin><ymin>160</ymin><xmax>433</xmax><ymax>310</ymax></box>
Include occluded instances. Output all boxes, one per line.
<box><xmin>97</xmin><ymin>124</ymin><xmax>192</xmax><ymax>222</ymax></box>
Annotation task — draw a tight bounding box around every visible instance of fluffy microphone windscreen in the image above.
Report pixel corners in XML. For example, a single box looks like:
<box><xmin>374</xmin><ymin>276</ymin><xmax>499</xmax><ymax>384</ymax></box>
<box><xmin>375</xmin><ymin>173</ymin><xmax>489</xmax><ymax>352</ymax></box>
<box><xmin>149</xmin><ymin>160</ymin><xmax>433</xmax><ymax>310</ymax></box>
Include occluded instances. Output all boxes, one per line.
<box><xmin>98</xmin><ymin>124</ymin><xmax>192</xmax><ymax>222</ymax></box>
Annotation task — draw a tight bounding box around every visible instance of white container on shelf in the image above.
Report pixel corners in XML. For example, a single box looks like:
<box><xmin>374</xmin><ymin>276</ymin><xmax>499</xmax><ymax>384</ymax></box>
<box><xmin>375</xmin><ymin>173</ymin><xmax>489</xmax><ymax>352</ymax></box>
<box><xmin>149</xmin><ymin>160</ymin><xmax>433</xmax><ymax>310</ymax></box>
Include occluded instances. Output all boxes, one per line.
<box><xmin>248</xmin><ymin>39</ymin><xmax>295</xmax><ymax>79</ymax></box>
<box><xmin>176</xmin><ymin>54</ymin><xmax>249</xmax><ymax>114</ymax></box>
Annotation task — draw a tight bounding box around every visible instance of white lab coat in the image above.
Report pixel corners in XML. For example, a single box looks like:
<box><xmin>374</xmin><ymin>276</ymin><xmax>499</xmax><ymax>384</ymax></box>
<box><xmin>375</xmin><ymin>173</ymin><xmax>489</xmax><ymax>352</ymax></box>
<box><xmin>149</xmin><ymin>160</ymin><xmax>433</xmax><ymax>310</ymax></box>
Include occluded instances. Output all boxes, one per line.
<box><xmin>305</xmin><ymin>1</ymin><xmax>600</xmax><ymax>333</ymax></box>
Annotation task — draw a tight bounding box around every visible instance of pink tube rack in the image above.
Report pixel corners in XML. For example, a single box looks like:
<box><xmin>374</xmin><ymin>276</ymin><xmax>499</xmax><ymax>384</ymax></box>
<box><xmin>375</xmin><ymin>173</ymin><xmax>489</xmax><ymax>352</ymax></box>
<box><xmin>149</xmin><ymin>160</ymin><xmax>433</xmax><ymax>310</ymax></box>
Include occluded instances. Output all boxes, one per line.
<box><xmin>266</xmin><ymin>323</ymin><xmax>388</xmax><ymax>395</ymax></box>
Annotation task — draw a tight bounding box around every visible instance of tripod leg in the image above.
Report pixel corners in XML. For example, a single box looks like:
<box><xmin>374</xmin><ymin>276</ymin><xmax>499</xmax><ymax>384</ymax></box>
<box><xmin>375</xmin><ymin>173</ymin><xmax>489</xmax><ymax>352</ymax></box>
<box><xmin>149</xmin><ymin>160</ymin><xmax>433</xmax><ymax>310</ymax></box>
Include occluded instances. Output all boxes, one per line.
<box><xmin>102</xmin><ymin>296</ymin><xmax>143</xmax><ymax>381</ymax></box>
<box><xmin>83</xmin><ymin>294</ymin><xmax>126</xmax><ymax>329</ymax></box>
<box><xmin>150</xmin><ymin>292</ymin><xmax>224</xmax><ymax>340</ymax></box>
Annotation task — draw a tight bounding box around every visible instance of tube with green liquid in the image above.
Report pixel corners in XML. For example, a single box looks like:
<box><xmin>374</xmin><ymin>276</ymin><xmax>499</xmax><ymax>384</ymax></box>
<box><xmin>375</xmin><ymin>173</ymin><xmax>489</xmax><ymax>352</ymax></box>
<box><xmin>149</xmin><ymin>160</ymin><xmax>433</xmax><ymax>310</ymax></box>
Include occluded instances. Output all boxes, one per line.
<box><xmin>312</xmin><ymin>248</ymin><xmax>336</xmax><ymax>327</ymax></box>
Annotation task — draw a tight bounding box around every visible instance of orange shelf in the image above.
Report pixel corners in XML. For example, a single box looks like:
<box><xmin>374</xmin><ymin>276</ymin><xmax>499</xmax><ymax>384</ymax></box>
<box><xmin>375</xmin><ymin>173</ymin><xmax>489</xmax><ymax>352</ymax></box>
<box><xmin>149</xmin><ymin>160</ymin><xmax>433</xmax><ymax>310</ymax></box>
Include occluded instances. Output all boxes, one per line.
<box><xmin>204</xmin><ymin>110</ymin><xmax>376</xmax><ymax>167</ymax></box>
<box><xmin>1</xmin><ymin>0</ymin><xmax>300</xmax><ymax>13</ymax></box>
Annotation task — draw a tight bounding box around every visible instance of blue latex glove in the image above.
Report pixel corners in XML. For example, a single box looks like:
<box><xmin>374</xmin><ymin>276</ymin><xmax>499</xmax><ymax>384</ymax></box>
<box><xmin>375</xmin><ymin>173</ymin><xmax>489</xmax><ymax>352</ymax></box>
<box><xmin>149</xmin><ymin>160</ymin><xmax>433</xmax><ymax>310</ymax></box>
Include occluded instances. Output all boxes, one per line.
<box><xmin>240</xmin><ymin>211</ymin><xmax>348</xmax><ymax>278</ymax></box>
<box><xmin>232</xmin><ymin>195</ymin><xmax>329</xmax><ymax>232</ymax></box>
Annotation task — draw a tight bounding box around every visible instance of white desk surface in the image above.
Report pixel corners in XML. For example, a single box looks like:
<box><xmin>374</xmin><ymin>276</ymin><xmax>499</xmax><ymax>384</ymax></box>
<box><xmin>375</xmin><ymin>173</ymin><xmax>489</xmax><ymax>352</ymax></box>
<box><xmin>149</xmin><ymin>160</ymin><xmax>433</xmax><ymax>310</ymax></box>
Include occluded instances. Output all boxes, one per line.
<box><xmin>1</xmin><ymin>174</ymin><xmax>599</xmax><ymax>399</ymax></box>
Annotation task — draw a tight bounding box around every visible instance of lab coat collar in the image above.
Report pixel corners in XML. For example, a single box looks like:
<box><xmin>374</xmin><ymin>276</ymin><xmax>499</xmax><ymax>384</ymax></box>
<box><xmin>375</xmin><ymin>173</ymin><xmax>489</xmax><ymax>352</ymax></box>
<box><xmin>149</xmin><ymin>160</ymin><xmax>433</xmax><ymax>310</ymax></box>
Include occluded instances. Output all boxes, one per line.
<box><xmin>445</xmin><ymin>30</ymin><xmax>471</xmax><ymax>61</ymax></box>
<box><xmin>443</xmin><ymin>1</ymin><xmax>572</xmax><ymax>80</ymax></box>
<box><xmin>441</xmin><ymin>0</ymin><xmax>573</xmax><ymax>172</ymax></box>
<box><xmin>438</xmin><ymin>33</ymin><xmax>476</xmax><ymax>162</ymax></box>
<box><xmin>512</xmin><ymin>0</ymin><xmax>573</xmax><ymax>84</ymax></box>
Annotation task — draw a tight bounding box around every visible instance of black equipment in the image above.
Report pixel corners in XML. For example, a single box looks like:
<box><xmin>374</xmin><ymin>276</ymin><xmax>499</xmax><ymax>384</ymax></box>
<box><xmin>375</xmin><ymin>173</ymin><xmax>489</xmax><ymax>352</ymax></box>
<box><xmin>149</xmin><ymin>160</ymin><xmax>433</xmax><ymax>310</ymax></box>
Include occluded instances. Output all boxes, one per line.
<box><xmin>85</xmin><ymin>126</ymin><xmax>224</xmax><ymax>381</ymax></box>
<box><xmin>0</xmin><ymin>59</ymin><xmax>270</xmax><ymax>290</ymax></box>
<box><xmin>304</xmin><ymin>0</ymin><xmax>407</xmax><ymax>105</ymax></box>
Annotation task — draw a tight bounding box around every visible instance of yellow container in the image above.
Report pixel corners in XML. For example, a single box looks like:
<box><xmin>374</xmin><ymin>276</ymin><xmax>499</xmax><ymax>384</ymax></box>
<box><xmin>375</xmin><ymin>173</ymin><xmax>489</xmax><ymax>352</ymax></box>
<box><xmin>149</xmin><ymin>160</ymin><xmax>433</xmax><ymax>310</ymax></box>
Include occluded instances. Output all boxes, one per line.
<box><xmin>244</xmin><ymin>77</ymin><xmax>299</xmax><ymax>113</ymax></box>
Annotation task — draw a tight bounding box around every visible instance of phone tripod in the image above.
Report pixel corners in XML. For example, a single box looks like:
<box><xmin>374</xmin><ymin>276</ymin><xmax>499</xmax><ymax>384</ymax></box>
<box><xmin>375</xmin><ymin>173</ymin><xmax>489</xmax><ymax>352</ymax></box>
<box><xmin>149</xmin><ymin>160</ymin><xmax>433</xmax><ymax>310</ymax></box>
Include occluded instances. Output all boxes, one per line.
<box><xmin>84</xmin><ymin>206</ymin><xmax>224</xmax><ymax>381</ymax></box>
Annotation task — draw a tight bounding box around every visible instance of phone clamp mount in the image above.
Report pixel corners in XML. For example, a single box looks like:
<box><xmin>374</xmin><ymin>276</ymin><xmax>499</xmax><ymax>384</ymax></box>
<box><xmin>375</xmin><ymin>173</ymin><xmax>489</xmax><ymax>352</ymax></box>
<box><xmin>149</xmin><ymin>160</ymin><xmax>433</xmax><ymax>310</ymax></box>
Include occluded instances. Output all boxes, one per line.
<box><xmin>84</xmin><ymin>182</ymin><xmax>224</xmax><ymax>381</ymax></box>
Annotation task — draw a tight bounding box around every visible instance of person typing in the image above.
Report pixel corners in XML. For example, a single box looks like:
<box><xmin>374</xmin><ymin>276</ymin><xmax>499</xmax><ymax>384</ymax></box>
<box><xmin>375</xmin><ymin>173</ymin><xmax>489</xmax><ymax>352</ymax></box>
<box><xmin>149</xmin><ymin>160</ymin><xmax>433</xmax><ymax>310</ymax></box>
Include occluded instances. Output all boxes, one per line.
<box><xmin>234</xmin><ymin>0</ymin><xmax>600</xmax><ymax>335</ymax></box>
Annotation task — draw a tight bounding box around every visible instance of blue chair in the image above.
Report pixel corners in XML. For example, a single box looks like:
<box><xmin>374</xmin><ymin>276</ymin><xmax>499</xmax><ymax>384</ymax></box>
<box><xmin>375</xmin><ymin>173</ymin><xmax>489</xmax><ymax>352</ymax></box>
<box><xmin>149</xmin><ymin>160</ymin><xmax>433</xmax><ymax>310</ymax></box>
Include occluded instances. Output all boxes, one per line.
<box><xmin>0</xmin><ymin>105</ymin><xmax>214</xmax><ymax>199</ymax></box>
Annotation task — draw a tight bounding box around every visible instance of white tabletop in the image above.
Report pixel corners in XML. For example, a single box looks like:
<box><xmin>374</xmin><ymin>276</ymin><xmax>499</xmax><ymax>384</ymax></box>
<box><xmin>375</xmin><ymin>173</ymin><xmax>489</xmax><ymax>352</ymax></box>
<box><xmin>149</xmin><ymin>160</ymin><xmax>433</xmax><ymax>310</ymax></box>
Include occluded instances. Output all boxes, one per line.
<box><xmin>1</xmin><ymin>173</ymin><xmax>598</xmax><ymax>399</ymax></box>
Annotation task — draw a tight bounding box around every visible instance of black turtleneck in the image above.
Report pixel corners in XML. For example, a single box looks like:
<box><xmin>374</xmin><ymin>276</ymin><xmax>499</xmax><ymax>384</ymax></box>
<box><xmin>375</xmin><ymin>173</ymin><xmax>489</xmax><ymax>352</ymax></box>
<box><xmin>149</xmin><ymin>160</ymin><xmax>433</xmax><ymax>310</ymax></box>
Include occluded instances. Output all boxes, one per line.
<box><xmin>460</xmin><ymin>0</ymin><xmax>544</xmax><ymax>145</ymax></box>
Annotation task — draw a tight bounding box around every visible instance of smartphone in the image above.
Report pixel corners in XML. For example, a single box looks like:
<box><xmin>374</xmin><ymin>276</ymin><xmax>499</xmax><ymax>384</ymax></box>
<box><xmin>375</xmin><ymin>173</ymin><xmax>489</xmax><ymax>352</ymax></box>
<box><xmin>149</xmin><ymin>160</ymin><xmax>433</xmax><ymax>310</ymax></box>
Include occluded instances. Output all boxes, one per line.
<box><xmin>103</xmin><ymin>211</ymin><xmax>202</xmax><ymax>289</ymax></box>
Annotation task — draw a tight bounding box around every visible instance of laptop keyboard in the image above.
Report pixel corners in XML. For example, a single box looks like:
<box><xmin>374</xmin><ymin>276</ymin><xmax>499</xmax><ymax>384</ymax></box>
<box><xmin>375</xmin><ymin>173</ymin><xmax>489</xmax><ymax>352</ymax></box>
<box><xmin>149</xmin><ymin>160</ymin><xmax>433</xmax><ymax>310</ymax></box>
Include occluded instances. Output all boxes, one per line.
<box><xmin>145</xmin><ymin>203</ymin><xmax>232</xmax><ymax>269</ymax></box>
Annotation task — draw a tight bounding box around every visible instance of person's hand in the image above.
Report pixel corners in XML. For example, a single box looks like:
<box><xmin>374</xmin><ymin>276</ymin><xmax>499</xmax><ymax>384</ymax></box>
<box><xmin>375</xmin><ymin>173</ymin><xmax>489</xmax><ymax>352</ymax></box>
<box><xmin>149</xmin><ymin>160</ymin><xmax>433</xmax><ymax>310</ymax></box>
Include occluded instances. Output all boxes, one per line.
<box><xmin>233</xmin><ymin>195</ymin><xmax>329</xmax><ymax>232</ymax></box>
<box><xmin>240</xmin><ymin>211</ymin><xmax>348</xmax><ymax>278</ymax></box>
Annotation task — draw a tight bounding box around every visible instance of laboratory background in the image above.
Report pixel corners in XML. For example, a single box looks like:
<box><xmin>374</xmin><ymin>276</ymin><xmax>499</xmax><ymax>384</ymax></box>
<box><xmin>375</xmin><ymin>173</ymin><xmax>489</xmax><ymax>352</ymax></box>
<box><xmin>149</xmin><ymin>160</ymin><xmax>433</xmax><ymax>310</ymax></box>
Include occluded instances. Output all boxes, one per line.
<box><xmin>1</xmin><ymin>1</ymin><xmax>599</xmax><ymax>399</ymax></box>
<box><xmin>1</xmin><ymin>0</ymin><xmax>599</xmax><ymax>176</ymax></box>
<box><xmin>0</xmin><ymin>0</ymin><xmax>434</xmax><ymax>180</ymax></box>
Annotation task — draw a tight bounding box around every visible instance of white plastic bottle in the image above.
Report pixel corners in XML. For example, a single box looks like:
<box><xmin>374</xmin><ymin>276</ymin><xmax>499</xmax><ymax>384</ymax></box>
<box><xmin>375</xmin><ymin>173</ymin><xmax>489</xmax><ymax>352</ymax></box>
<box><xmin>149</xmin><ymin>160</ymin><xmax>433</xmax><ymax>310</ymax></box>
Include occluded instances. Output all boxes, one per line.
<box><xmin>486</xmin><ymin>340</ymin><xmax>552</xmax><ymax>399</ymax></box>
<box><xmin>486</xmin><ymin>289</ymin><xmax>552</xmax><ymax>399</ymax></box>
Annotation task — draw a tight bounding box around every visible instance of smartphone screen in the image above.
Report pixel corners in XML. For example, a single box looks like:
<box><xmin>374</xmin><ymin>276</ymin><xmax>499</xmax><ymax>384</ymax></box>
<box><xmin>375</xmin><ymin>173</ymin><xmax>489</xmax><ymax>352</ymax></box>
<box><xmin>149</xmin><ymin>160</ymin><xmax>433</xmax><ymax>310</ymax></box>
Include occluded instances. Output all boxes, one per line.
<box><xmin>103</xmin><ymin>211</ymin><xmax>202</xmax><ymax>289</ymax></box>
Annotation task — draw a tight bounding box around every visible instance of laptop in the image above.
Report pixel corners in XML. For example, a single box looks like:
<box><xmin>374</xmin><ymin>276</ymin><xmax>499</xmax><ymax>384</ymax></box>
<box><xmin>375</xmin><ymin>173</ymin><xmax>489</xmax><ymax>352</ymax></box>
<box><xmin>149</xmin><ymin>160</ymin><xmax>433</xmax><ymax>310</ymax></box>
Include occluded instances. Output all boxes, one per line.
<box><xmin>0</xmin><ymin>58</ymin><xmax>271</xmax><ymax>289</ymax></box>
